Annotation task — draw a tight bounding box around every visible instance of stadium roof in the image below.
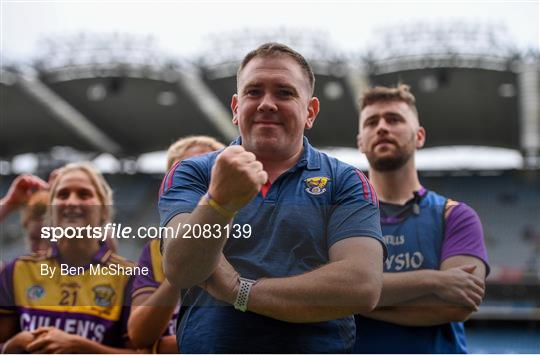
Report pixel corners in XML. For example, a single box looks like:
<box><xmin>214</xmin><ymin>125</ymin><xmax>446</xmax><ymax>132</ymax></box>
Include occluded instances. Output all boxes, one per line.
<box><xmin>1</xmin><ymin>28</ymin><xmax>538</xmax><ymax>168</ymax></box>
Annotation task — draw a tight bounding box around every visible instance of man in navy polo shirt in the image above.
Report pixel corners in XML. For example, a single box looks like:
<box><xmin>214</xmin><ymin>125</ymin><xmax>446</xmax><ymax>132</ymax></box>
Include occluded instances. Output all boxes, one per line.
<box><xmin>159</xmin><ymin>42</ymin><xmax>385</xmax><ymax>353</ymax></box>
<box><xmin>354</xmin><ymin>85</ymin><xmax>489</xmax><ymax>353</ymax></box>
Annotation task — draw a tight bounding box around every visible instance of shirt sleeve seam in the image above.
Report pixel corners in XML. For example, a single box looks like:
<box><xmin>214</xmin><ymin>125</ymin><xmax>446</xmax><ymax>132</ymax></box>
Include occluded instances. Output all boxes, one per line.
<box><xmin>328</xmin><ymin>234</ymin><xmax>388</xmax><ymax>259</ymax></box>
<box><xmin>440</xmin><ymin>252</ymin><xmax>491</xmax><ymax>276</ymax></box>
<box><xmin>161</xmin><ymin>209</ymin><xmax>195</xmax><ymax>227</ymax></box>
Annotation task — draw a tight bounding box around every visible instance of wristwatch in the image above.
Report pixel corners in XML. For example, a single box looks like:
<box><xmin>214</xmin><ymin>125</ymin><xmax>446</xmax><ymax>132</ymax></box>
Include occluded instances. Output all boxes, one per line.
<box><xmin>233</xmin><ymin>277</ymin><xmax>257</xmax><ymax>312</ymax></box>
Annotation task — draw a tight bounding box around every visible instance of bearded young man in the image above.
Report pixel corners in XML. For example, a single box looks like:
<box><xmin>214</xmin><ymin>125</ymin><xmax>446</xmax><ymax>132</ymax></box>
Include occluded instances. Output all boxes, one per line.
<box><xmin>159</xmin><ymin>43</ymin><xmax>385</xmax><ymax>353</ymax></box>
<box><xmin>354</xmin><ymin>85</ymin><xmax>489</xmax><ymax>354</ymax></box>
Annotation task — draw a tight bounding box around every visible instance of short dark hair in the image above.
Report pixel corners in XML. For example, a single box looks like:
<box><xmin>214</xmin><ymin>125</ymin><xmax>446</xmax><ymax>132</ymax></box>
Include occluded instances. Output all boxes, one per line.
<box><xmin>360</xmin><ymin>84</ymin><xmax>419</xmax><ymax>117</ymax></box>
<box><xmin>237</xmin><ymin>42</ymin><xmax>315</xmax><ymax>95</ymax></box>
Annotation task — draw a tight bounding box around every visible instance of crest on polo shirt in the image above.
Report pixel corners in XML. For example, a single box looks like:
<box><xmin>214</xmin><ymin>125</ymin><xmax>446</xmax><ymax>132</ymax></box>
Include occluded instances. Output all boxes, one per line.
<box><xmin>304</xmin><ymin>177</ymin><xmax>330</xmax><ymax>195</ymax></box>
<box><xmin>92</xmin><ymin>285</ymin><xmax>115</xmax><ymax>307</ymax></box>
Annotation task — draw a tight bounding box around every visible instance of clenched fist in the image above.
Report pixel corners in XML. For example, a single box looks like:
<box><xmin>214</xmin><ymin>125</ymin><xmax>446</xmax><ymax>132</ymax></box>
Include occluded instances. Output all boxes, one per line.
<box><xmin>207</xmin><ymin>146</ymin><xmax>268</xmax><ymax>212</ymax></box>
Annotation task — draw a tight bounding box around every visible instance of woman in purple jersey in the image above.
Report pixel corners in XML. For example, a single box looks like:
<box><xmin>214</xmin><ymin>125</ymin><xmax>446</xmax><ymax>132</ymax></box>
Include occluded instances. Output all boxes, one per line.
<box><xmin>128</xmin><ymin>136</ymin><xmax>223</xmax><ymax>353</ymax></box>
<box><xmin>0</xmin><ymin>162</ymin><xmax>135</xmax><ymax>353</ymax></box>
<box><xmin>0</xmin><ymin>172</ymin><xmax>118</xmax><ymax>256</ymax></box>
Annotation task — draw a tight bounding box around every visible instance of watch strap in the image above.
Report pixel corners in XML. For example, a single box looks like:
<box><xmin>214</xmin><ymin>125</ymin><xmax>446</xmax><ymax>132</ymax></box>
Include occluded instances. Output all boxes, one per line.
<box><xmin>234</xmin><ymin>277</ymin><xmax>257</xmax><ymax>312</ymax></box>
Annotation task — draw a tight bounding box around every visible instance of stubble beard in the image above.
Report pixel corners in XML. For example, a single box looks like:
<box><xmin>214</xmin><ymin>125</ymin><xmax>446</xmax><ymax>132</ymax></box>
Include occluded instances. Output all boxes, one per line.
<box><xmin>367</xmin><ymin>138</ymin><xmax>415</xmax><ymax>172</ymax></box>
<box><xmin>368</xmin><ymin>151</ymin><xmax>411</xmax><ymax>172</ymax></box>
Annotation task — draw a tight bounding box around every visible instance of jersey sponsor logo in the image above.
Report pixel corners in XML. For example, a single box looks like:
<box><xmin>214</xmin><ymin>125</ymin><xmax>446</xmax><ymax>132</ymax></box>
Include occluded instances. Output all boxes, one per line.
<box><xmin>20</xmin><ymin>313</ymin><xmax>106</xmax><ymax>342</ymax></box>
<box><xmin>92</xmin><ymin>285</ymin><xmax>115</xmax><ymax>307</ymax></box>
<box><xmin>304</xmin><ymin>176</ymin><xmax>330</xmax><ymax>195</ymax></box>
<box><xmin>385</xmin><ymin>251</ymin><xmax>424</xmax><ymax>271</ymax></box>
<box><xmin>26</xmin><ymin>285</ymin><xmax>45</xmax><ymax>301</ymax></box>
<box><xmin>382</xmin><ymin>234</ymin><xmax>405</xmax><ymax>246</ymax></box>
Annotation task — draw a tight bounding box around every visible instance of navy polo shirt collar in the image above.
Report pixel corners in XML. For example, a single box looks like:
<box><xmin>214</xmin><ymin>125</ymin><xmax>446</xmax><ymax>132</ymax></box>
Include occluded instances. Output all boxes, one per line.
<box><xmin>229</xmin><ymin>135</ymin><xmax>320</xmax><ymax>171</ymax></box>
<box><xmin>301</xmin><ymin>136</ymin><xmax>320</xmax><ymax>170</ymax></box>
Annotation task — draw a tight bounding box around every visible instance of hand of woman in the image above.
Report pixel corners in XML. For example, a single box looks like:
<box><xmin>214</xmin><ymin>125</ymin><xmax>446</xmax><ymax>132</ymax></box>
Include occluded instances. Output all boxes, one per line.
<box><xmin>2</xmin><ymin>331</ymin><xmax>34</xmax><ymax>354</ymax></box>
<box><xmin>26</xmin><ymin>327</ymin><xmax>82</xmax><ymax>354</ymax></box>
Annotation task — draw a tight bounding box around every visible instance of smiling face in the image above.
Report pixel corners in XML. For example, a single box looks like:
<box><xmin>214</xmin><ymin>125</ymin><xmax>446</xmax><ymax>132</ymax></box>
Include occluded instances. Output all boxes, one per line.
<box><xmin>51</xmin><ymin>169</ymin><xmax>104</xmax><ymax>229</ymax></box>
<box><xmin>358</xmin><ymin>100</ymin><xmax>425</xmax><ymax>172</ymax></box>
<box><xmin>231</xmin><ymin>55</ymin><xmax>319</xmax><ymax>159</ymax></box>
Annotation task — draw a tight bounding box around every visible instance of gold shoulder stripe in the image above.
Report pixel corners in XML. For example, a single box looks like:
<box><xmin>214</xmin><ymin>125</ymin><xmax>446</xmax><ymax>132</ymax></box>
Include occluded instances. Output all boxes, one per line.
<box><xmin>445</xmin><ymin>198</ymin><xmax>460</xmax><ymax>218</ymax></box>
<box><xmin>150</xmin><ymin>239</ymin><xmax>165</xmax><ymax>283</ymax></box>
<box><xmin>446</xmin><ymin>198</ymin><xmax>459</xmax><ymax>208</ymax></box>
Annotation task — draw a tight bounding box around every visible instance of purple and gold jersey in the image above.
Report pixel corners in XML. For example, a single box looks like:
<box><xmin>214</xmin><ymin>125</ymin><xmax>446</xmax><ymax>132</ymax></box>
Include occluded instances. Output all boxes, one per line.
<box><xmin>354</xmin><ymin>189</ymin><xmax>489</xmax><ymax>354</ymax></box>
<box><xmin>0</xmin><ymin>243</ymin><xmax>132</xmax><ymax>347</ymax></box>
<box><xmin>131</xmin><ymin>239</ymin><xmax>178</xmax><ymax>336</ymax></box>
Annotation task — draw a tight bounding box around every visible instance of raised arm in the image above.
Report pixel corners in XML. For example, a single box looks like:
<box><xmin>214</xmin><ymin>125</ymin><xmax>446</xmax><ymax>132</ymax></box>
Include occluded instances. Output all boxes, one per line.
<box><xmin>0</xmin><ymin>174</ymin><xmax>48</xmax><ymax>221</ymax></box>
<box><xmin>162</xmin><ymin>146</ymin><xmax>267</xmax><ymax>289</ymax></box>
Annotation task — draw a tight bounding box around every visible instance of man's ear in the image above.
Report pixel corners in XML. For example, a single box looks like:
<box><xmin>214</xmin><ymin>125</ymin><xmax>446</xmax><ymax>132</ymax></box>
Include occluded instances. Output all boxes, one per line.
<box><xmin>231</xmin><ymin>94</ymin><xmax>239</xmax><ymax>125</ymax></box>
<box><xmin>305</xmin><ymin>97</ymin><xmax>320</xmax><ymax>129</ymax></box>
<box><xmin>416</xmin><ymin>126</ymin><xmax>426</xmax><ymax>149</ymax></box>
